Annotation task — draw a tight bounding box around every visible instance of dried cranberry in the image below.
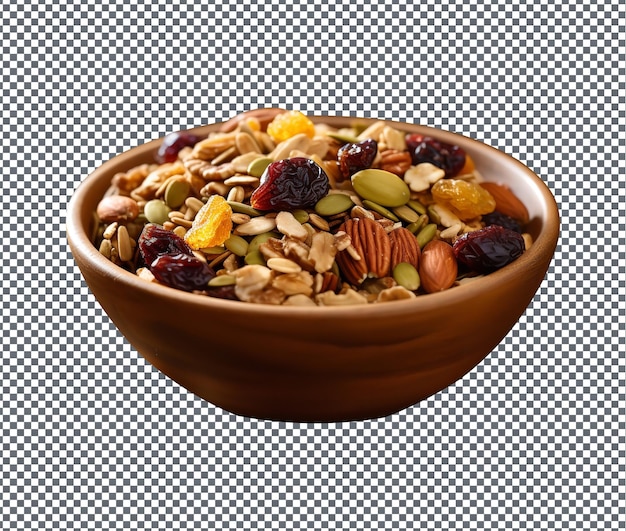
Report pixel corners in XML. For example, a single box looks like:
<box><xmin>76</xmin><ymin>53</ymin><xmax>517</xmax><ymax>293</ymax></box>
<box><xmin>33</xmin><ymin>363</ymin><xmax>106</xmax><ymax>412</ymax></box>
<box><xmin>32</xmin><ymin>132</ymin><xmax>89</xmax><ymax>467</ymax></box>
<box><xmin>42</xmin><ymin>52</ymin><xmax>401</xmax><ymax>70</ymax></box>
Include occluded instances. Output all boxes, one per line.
<box><xmin>407</xmin><ymin>135</ymin><xmax>466</xmax><ymax>177</ymax></box>
<box><xmin>337</xmin><ymin>138</ymin><xmax>378</xmax><ymax>178</ymax></box>
<box><xmin>138</xmin><ymin>224</ymin><xmax>194</xmax><ymax>267</ymax></box>
<box><xmin>250</xmin><ymin>157</ymin><xmax>330</xmax><ymax>211</ymax></box>
<box><xmin>405</xmin><ymin>134</ymin><xmax>424</xmax><ymax>153</ymax></box>
<box><xmin>149</xmin><ymin>253</ymin><xmax>215</xmax><ymax>292</ymax></box>
<box><xmin>156</xmin><ymin>131</ymin><xmax>200</xmax><ymax>164</ymax></box>
<box><xmin>482</xmin><ymin>211</ymin><xmax>523</xmax><ymax>233</ymax></box>
<box><xmin>453</xmin><ymin>225</ymin><xmax>525</xmax><ymax>274</ymax></box>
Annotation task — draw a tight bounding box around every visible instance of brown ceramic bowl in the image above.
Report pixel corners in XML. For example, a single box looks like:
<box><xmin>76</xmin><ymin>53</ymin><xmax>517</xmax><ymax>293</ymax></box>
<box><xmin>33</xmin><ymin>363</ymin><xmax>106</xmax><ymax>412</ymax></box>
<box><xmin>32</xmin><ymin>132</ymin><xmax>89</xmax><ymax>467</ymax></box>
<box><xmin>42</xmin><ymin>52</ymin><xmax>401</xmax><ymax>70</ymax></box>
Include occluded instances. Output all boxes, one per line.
<box><xmin>67</xmin><ymin>115</ymin><xmax>559</xmax><ymax>422</ymax></box>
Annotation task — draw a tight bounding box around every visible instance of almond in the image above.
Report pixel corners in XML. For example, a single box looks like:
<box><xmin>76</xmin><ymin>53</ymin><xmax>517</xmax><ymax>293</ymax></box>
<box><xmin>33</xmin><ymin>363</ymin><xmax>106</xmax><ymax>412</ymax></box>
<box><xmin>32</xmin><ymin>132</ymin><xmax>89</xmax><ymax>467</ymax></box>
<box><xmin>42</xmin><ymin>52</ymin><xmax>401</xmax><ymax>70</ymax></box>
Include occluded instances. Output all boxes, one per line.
<box><xmin>479</xmin><ymin>182</ymin><xmax>529</xmax><ymax>224</ymax></box>
<box><xmin>419</xmin><ymin>240</ymin><xmax>458</xmax><ymax>293</ymax></box>
<box><xmin>335</xmin><ymin>217</ymin><xmax>391</xmax><ymax>285</ymax></box>
<box><xmin>96</xmin><ymin>195</ymin><xmax>139</xmax><ymax>223</ymax></box>
<box><xmin>388</xmin><ymin>227</ymin><xmax>421</xmax><ymax>270</ymax></box>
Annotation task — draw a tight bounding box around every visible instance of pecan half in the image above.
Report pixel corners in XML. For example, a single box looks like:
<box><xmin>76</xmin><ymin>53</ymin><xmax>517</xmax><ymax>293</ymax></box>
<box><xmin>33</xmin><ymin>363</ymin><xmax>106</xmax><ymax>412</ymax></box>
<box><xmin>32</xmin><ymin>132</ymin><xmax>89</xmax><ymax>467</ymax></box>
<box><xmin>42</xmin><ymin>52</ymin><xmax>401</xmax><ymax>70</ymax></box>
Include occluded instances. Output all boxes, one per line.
<box><xmin>335</xmin><ymin>217</ymin><xmax>391</xmax><ymax>285</ymax></box>
<box><xmin>388</xmin><ymin>227</ymin><xmax>421</xmax><ymax>270</ymax></box>
<box><xmin>379</xmin><ymin>149</ymin><xmax>412</xmax><ymax>176</ymax></box>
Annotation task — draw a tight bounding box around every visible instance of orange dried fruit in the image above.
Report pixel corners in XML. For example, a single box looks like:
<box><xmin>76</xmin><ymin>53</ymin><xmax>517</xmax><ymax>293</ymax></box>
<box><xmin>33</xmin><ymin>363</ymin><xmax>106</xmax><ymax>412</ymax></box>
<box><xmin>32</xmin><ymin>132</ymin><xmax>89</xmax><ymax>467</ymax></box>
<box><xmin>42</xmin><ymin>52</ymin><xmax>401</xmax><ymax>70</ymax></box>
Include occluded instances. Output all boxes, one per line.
<box><xmin>266</xmin><ymin>110</ymin><xmax>316</xmax><ymax>143</ymax></box>
<box><xmin>184</xmin><ymin>195</ymin><xmax>233</xmax><ymax>250</ymax></box>
<box><xmin>431</xmin><ymin>178</ymin><xmax>496</xmax><ymax>220</ymax></box>
<box><xmin>458</xmin><ymin>153</ymin><xmax>475</xmax><ymax>175</ymax></box>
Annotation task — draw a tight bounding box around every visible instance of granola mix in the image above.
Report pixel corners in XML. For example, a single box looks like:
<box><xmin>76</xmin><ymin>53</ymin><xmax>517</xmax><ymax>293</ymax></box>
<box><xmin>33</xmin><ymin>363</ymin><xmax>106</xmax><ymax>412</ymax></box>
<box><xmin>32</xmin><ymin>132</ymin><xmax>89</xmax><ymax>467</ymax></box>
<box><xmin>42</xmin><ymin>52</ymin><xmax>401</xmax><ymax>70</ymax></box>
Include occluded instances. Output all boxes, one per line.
<box><xmin>93</xmin><ymin>109</ymin><xmax>531</xmax><ymax>306</ymax></box>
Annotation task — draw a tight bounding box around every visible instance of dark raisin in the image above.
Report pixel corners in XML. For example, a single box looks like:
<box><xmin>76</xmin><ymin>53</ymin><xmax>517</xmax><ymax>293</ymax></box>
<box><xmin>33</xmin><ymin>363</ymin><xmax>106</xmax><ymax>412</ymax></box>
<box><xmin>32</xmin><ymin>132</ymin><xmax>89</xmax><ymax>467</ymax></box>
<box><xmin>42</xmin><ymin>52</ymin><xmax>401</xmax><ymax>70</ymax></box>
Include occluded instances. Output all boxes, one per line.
<box><xmin>156</xmin><ymin>131</ymin><xmax>200</xmax><ymax>164</ymax></box>
<box><xmin>453</xmin><ymin>225</ymin><xmax>525</xmax><ymax>274</ymax></box>
<box><xmin>250</xmin><ymin>157</ymin><xmax>330</xmax><ymax>211</ymax></box>
<box><xmin>337</xmin><ymin>138</ymin><xmax>378</xmax><ymax>178</ymax></box>
<box><xmin>149</xmin><ymin>253</ymin><xmax>215</xmax><ymax>292</ymax></box>
<box><xmin>482</xmin><ymin>211</ymin><xmax>523</xmax><ymax>233</ymax></box>
<box><xmin>406</xmin><ymin>135</ymin><xmax>466</xmax><ymax>177</ymax></box>
<box><xmin>138</xmin><ymin>224</ymin><xmax>194</xmax><ymax>267</ymax></box>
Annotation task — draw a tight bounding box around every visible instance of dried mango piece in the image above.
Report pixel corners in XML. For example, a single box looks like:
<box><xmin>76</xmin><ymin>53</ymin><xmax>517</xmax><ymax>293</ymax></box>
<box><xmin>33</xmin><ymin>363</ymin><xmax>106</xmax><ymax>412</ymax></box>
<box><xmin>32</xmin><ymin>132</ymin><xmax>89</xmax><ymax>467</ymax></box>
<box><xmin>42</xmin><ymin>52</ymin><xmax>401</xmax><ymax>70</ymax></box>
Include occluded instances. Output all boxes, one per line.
<box><xmin>184</xmin><ymin>195</ymin><xmax>233</xmax><ymax>249</ymax></box>
<box><xmin>266</xmin><ymin>110</ymin><xmax>316</xmax><ymax>143</ymax></box>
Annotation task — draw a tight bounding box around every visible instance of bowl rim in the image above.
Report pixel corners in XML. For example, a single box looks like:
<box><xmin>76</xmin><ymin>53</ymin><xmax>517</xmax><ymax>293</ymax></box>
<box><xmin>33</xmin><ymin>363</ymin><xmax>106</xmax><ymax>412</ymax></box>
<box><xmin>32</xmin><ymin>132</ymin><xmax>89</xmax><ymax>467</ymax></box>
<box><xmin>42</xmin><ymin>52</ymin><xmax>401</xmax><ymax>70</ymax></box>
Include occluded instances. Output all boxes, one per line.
<box><xmin>66</xmin><ymin>115</ymin><xmax>560</xmax><ymax>320</ymax></box>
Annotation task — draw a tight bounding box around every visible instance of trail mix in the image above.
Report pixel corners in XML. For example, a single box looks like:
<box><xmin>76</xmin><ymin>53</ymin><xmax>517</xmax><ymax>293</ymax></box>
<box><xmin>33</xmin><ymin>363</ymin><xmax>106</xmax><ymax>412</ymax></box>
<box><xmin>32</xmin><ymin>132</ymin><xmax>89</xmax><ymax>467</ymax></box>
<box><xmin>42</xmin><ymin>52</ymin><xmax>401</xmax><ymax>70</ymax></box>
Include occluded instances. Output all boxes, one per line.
<box><xmin>93</xmin><ymin>109</ymin><xmax>532</xmax><ymax>306</ymax></box>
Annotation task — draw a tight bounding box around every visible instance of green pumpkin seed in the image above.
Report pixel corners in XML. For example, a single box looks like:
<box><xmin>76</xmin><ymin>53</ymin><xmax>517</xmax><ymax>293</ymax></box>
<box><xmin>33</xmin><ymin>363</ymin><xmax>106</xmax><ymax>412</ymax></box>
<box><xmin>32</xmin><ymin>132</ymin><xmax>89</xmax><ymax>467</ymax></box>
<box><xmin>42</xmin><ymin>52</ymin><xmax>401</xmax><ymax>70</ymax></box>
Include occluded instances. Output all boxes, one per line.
<box><xmin>291</xmin><ymin>209</ymin><xmax>310</xmax><ymax>224</ymax></box>
<box><xmin>247</xmin><ymin>157</ymin><xmax>273</xmax><ymax>178</ymax></box>
<box><xmin>315</xmin><ymin>193</ymin><xmax>354</xmax><ymax>216</ymax></box>
<box><xmin>362</xmin><ymin>200</ymin><xmax>400</xmax><ymax>222</ymax></box>
<box><xmin>144</xmin><ymin>199</ymin><xmax>171</xmax><ymax>225</ymax></box>
<box><xmin>407</xmin><ymin>199</ymin><xmax>427</xmax><ymax>215</ymax></box>
<box><xmin>326</xmin><ymin>131</ymin><xmax>360</xmax><ymax>144</ymax></box>
<box><xmin>393</xmin><ymin>262</ymin><xmax>420</xmax><ymax>291</ymax></box>
<box><xmin>392</xmin><ymin>204</ymin><xmax>420</xmax><ymax>224</ymax></box>
<box><xmin>208</xmin><ymin>275</ymin><xmax>236</xmax><ymax>287</ymax></box>
<box><xmin>200</xmin><ymin>245</ymin><xmax>227</xmax><ymax>255</ymax></box>
<box><xmin>248</xmin><ymin>231</ymin><xmax>281</xmax><ymax>253</ymax></box>
<box><xmin>227</xmin><ymin>201</ymin><xmax>263</xmax><ymax>217</ymax></box>
<box><xmin>244</xmin><ymin>249</ymin><xmax>266</xmax><ymax>266</ymax></box>
<box><xmin>164</xmin><ymin>180</ymin><xmax>190</xmax><ymax>209</ymax></box>
<box><xmin>416</xmin><ymin>223</ymin><xmax>438</xmax><ymax>249</ymax></box>
<box><xmin>427</xmin><ymin>205</ymin><xmax>441</xmax><ymax>225</ymax></box>
<box><xmin>351</xmin><ymin>169</ymin><xmax>410</xmax><ymax>208</ymax></box>
<box><xmin>406</xmin><ymin>214</ymin><xmax>429</xmax><ymax>234</ymax></box>
<box><xmin>224</xmin><ymin>234</ymin><xmax>249</xmax><ymax>257</ymax></box>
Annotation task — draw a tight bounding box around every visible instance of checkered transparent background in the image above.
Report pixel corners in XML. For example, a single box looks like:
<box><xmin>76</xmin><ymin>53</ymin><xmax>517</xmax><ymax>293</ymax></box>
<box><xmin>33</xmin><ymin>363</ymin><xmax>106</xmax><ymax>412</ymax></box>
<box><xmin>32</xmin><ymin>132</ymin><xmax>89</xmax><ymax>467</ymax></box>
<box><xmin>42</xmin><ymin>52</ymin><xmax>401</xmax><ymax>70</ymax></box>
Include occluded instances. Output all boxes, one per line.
<box><xmin>2</xmin><ymin>0</ymin><xmax>625</xmax><ymax>528</ymax></box>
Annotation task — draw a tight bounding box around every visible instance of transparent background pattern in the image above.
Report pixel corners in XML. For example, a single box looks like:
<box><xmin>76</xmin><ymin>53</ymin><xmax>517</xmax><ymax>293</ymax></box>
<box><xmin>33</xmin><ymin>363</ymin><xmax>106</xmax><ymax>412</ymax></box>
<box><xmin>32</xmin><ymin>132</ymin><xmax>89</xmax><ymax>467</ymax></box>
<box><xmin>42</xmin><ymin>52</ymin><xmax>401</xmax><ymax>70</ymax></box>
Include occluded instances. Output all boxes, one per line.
<box><xmin>2</xmin><ymin>0</ymin><xmax>625</xmax><ymax>528</ymax></box>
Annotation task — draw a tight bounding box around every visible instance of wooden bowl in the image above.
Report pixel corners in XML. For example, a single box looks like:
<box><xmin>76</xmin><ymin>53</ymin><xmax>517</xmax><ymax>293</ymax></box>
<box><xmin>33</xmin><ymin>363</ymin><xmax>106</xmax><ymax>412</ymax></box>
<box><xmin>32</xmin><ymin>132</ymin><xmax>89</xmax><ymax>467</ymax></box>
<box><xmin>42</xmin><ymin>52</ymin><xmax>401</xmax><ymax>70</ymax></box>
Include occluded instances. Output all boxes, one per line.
<box><xmin>67</xmin><ymin>116</ymin><xmax>559</xmax><ymax>422</ymax></box>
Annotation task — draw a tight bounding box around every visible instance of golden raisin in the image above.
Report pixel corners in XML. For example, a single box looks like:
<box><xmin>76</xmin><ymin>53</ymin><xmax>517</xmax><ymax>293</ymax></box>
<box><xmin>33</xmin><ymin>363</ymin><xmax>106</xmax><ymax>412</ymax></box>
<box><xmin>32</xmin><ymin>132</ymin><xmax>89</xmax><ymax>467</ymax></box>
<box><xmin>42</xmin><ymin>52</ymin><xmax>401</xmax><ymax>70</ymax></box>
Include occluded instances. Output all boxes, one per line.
<box><xmin>184</xmin><ymin>195</ymin><xmax>233</xmax><ymax>249</ymax></box>
<box><xmin>431</xmin><ymin>179</ymin><xmax>496</xmax><ymax>220</ymax></box>
<box><xmin>266</xmin><ymin>110</ymin><xmax>316</xmax><ymax>143</ymax></box>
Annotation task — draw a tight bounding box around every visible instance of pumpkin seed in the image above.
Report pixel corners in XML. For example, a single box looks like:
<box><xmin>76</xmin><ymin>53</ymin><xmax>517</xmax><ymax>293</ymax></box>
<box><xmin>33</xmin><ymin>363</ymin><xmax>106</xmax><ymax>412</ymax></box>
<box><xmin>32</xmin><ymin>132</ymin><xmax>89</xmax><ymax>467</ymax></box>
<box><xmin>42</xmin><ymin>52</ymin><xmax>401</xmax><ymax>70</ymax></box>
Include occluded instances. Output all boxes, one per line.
<box><xmin>326</xmin><ymin>131</ymin><xmax>360</xmax><ymax>144</ymax></box>
<box><xmin>144</xmin><ymin>199</ymin><xmax>171</xmax><ymax>225</ymax></box>
<box><xmin>351</xmin><ymin>169</ymin><xmax>410</xmax><ymax>207</ymax></box>
<box><xmin>361</xmin><ymin>200</ymin><xmax>400</xmax><ymax>222</ymax></box>
<box><xmin>248</xmin><ymin>231</ymin><xmax>281</xmax><ymax>253</ymax></box>
<box><xmin>208</xmin><ymin>274</ymin><xmax>236</xmax><ymax>287</ymax></box>
<box><xmin>164</xmin><ymin>179</ymin><xmax>190</xmax><ymax>209</ymax></box>
<box><xmin>244</xmin><ymin>249</ymin><xmax>266</xmax><ymax>266</ymax></box>
<box><xmin>393</xmin><ymin>262</ymin><xmax>420</xmax><ymax>291</ymax></box>
<box><xmin>291</xmin><ymin>209</ymin><xmax>310</xmax><ymax>224</ymax></box>
<box><xmin>407</xmin><ymin>214</ymin><xmax>429</xmax><ymax>234</ymax></box>
<box><xmin>416</xmin><ymin>223</ymin><xmax>438</xmax><ymax>249</ymax></box>
<box><xmin>315</xmin><ymin>193</ymin><xmax>354</xmax><ymax>216</ymax></box>
<box><xmin>407</xmin><ymin>199</ymin><xmax>427</xmax><ymax>216</ymax></box>
<box><xmin>227</xmin><ymin>201</ymin><xmax>262</xmax><ymax>217</ymax></box>
<box><xmin>201</xmin><ymin>245</ymin><xmax>227</xmax><ymax>255</ymax></box>
<box><xmin>427</xmin><ymin>205</ymin><xmax>441</xmax><ymax>225</ymax></box>
<box><xmin>224</xmin><ymin>234</ymin><xmax>249</xmax><ymax>257</ymax></box>
<box><xmin>392</xmin><ymin>204</ymin><xmax>420</xmax><ymax>224</ymax></box>
<box><xmin>247</xmin><ymin>157</ymin><xmax>273</xmax><ymax>178</ymax></box>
